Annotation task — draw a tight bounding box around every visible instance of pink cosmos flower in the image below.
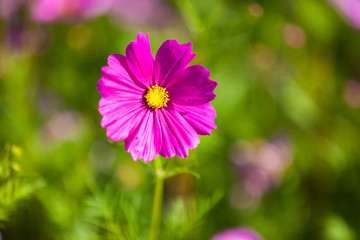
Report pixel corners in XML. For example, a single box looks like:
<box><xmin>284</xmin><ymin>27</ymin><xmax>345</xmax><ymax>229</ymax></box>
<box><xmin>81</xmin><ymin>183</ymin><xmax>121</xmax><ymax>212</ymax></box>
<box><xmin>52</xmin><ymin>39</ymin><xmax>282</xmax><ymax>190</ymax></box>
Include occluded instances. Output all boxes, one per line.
<box><xmin>31</xmin><ymin>0</ymin><xmax>113</xmax><ymax>23</ymax></box>
<box><xmin>97</xmin><ymin>32</ymin><xmax>217</xmax><ymax>162</ymax></box>
<box><xmin>211</xmin><ymin>227</ymin><xmax>264</xmax><ymax>240</ymax></box>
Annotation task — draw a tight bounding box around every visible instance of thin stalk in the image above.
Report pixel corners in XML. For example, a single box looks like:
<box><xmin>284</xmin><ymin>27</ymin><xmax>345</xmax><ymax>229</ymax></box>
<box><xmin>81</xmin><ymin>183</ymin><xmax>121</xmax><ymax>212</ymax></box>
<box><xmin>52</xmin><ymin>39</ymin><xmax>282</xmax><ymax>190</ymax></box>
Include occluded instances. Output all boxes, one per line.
<box><xmin>149</xmin><ymin>157</ymin><xmax>165</xmax><ymax>240</ymax></box>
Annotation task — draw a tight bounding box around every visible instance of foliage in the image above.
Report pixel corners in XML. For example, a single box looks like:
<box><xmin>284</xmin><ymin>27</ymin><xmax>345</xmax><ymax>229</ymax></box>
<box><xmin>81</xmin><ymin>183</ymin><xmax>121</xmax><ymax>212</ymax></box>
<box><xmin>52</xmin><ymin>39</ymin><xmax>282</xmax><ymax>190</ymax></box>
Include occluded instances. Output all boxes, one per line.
<box><xmin>0</xmin><ymin>144</ymin><xmax>44</xmax><ymax>225</ymax></box>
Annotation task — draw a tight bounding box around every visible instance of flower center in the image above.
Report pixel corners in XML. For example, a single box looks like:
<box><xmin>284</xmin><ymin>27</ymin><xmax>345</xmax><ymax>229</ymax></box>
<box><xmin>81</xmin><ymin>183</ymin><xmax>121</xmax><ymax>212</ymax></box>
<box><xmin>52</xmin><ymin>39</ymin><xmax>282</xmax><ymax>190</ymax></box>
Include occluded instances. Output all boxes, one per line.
<box><xmin>144</xmin><ymin>85</ymin><xmax>169</xmax><ymax>110</ymax></box>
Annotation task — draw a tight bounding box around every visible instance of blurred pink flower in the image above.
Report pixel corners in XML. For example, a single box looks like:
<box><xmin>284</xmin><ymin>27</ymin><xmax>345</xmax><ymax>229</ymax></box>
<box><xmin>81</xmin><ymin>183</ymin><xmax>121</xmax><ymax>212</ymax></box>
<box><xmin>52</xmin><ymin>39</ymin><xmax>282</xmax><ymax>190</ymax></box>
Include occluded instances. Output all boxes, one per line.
<box><xmin>30</xmin><ymin>0</ymin><xmax>113</xmax><ymax>23</ymax></box>
<box><xmin>0</xmin><ymin>0</ymin><xmax>24</xmax><ymax>19</ymax></box>
<box><xmin>110</xmin><ymin>0</ymin><xmax>174</xmax><ymax>27</ymax></box>
<box><xmin>229</xmin><ymin>138</ymin><xmax>292</xmax><ymax>209</ymax></box>
<box><xmin>211</xmin><ymin>227</ymin><xmax>264</xmax><ymax>240</ymax></box>
<box><xmin>282</xmin><ymin>23</ymin><xmax>306</xmax><ymax>49</ymax></box>
<box><xmin>344</xmin><ymin>79</ymin><xmax>360</xmax><ymax>108</ymax></box>
<box><xmin>41</xmin><ymin>110</ymin><xmax>83</xmax><ymax>145</ymax></box>
<box><xmin>329</xmin><ymin>0</ymin><xmax>360</xmax><ymax>30</ymax></box>
<box><xmin>97</xmin><ymin>32</ymin><xmax>217</xmax><ymax>162</ymax></box>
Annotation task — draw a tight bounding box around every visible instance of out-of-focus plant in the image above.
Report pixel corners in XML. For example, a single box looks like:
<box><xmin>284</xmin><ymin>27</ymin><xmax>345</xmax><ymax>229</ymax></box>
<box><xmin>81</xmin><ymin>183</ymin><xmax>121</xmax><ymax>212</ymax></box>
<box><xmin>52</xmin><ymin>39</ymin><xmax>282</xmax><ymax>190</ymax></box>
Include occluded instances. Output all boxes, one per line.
<box><xmin>0</xmin><ymin>144</ymin><xmax>44</xmax><ymax>225</ymax></box>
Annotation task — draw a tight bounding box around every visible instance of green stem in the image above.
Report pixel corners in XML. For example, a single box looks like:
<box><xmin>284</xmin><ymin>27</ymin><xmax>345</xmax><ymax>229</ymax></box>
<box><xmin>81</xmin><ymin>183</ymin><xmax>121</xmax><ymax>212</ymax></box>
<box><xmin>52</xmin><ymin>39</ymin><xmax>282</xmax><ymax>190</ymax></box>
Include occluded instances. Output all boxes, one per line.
<box><xmin>149</xmin><ymin>157</ymin><xmax>165</xmax><ymax>240</ymax></box>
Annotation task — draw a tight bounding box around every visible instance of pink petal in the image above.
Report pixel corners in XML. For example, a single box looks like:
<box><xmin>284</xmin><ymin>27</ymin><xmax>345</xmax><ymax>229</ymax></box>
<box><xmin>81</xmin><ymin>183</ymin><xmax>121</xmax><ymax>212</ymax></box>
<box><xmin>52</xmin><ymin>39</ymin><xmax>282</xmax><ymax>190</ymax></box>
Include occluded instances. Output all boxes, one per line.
<box><xmin>107</xmin><ymin>54</ymin><xmax>147</xmax><ymax>89</ymax></box>
<box><xmin>97</xmin><ymin>54</ymin><xmax>145</xmax><ymax>101</ymax></box>
<box><xmin>211</xmin><ymin>228</ymin><xmax>263</xmax><ymax>240</ymax></box>
<box><xmin>158</xmin><ymin>107</ymin><xmax>200</xmax><ymax>158</ymax></box>
<box><xmin>31</xmin><ymin>0</ymin><xmax>60</xmax><ymax>22</ymax></box>
<box><xmin>99</xmin><ymin>98</ymin><xmax>145</xmax><ymax>141</ymax></box>
<box><xmin>155</xmin><ymin>40</ymin><xmax>196</xmax><ymax>87</ymax></box>
<box><xmin>167</xmin><ymin>65</ymin><xmax>217</xmax><ymax>106</ymax></box>
<box><xmin>124</xmin><ymin>109</ymin><xmax>161</xmax><ymax>162</ymax></box>
<box><xmin>174</xmin><ymin>103</ymin><xmax>217</xmax><ymax>135</ymax></box>
<box><xmin>125</xmin><ymin>32</ymin><xmax>154</xmax><ymax>88</ymax></box>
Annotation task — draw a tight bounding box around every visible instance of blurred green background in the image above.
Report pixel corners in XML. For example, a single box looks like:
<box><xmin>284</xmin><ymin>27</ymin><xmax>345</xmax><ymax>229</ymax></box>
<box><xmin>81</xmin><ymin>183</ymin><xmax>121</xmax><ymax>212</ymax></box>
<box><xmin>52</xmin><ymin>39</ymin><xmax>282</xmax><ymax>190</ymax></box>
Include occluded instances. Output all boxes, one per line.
<box><xmin>1</xmin><ymin>0</ymin><xmax>360</xmax><ymax>239</ymax></box>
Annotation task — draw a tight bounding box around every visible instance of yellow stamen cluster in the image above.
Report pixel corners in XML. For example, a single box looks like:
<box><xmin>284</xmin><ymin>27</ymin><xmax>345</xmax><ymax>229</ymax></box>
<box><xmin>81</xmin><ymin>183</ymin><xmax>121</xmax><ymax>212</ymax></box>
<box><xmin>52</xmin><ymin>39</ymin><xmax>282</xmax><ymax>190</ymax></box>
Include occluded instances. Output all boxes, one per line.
<box><xmin>144</xmin><ymin>85</ymin><xmax>169</xmax><ymax>110</ymax></box>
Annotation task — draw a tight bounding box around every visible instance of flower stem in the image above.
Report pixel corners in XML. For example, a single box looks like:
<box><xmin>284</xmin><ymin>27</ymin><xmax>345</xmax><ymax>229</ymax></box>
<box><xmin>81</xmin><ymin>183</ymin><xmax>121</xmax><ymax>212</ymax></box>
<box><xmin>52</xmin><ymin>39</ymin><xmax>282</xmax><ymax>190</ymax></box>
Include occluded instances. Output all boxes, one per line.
<box><xmin>149</xmin><ymin>157</ymin><xmax>165</xmax><ymax>240</ymax></box>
